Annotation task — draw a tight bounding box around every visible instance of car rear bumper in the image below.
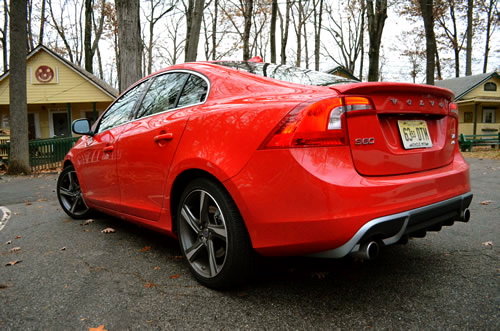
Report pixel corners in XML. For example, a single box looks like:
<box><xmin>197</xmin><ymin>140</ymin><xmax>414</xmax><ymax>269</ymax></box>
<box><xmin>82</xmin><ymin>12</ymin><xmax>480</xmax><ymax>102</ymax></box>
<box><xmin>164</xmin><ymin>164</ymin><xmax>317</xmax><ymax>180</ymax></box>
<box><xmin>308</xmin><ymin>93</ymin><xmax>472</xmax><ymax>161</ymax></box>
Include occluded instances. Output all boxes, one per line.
<box><xmin>225</xmin><ymin>146</ymin><xmax>471</xmax><ymax>257</ymax></box>
<box><xmin>308</xmin><ymin>191</ymin><xmax>472</xmax><ymax>258</ymax></box>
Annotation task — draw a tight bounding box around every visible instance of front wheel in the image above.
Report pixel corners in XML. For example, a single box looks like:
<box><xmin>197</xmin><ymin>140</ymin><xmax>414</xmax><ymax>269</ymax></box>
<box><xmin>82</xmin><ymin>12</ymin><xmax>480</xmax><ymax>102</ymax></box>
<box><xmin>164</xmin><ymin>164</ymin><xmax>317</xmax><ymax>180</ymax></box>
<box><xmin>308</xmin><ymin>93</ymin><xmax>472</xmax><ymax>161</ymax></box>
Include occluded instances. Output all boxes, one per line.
<box><xmin>57</xmin><ymin>165</ymin><xmax>92</xmax><ymax>219</ymax></box>
<box><xmin>176</xmin><ymin>178</ymin><xmax>255</xmax><ymax>289</ymax></box>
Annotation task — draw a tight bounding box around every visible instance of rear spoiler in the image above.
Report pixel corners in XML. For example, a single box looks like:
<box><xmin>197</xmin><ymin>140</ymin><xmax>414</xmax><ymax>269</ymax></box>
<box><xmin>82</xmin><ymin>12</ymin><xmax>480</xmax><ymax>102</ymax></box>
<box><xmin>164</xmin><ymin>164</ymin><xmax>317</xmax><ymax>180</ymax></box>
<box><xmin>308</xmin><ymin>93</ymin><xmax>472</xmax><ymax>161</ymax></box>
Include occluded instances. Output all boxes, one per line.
<box><xmin>329</xmin><ymin>82</ymin><xmax>455</xmax><ymax>100</ymax></box>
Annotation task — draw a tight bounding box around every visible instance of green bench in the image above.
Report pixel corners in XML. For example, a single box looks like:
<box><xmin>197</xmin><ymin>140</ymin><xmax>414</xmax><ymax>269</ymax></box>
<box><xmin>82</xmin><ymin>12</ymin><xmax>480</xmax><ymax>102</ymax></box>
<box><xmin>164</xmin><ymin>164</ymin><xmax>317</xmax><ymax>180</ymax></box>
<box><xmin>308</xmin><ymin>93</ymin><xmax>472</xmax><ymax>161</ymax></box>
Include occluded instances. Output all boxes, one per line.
<box><xmin>459</xmin><ymin>133</ymin><xmax>500</xmax><ymax>152</ymax></box>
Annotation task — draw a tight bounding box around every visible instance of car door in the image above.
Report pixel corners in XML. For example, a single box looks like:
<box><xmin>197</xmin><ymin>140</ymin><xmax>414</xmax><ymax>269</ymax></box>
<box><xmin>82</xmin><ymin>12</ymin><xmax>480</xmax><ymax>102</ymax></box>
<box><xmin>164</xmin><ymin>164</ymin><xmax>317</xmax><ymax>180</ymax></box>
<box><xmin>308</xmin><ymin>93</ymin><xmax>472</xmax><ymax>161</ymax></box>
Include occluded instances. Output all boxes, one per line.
<box><xmin>116</xmin><ymin>72</ymin><xmax>209</xmax><ymax>221</ymax></box>
<box><xmin>77</xmin><ymin>81</ymin><xmax>150</xmax><ymax>211</ymax></box>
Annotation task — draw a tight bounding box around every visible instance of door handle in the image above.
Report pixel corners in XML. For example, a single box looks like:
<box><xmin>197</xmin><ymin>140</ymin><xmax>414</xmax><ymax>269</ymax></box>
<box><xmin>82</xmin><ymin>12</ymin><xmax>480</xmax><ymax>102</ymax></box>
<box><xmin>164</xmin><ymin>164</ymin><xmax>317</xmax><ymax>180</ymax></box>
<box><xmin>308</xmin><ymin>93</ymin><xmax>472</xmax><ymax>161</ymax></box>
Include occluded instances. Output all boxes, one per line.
<box><xmin>103</xmin><ymin>145</ymin><xmax>114</xmax><ymax>153</ymax></box>
<box><xmin>154</xmin><ymin>133</ymin><xmax>174</xmax><ymax>143</ymax></box>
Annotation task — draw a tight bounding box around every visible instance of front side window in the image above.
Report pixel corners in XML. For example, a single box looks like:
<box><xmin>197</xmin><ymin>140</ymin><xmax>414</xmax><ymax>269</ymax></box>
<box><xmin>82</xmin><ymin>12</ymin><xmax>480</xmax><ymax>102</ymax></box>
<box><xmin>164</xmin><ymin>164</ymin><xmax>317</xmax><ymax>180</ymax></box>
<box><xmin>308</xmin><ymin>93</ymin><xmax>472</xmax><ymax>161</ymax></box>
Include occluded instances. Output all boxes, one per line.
<box><xmin>177</xmin><ymin>75</ymin><xmax>209</xmax><ymax>108</ymax></box>
<box><xmin>136</xmin><ymin>73</ymin><xmax>188</xmax><ymax>118</ymax></box>
<box><xmin>96</xmin><ymin>81</ymin><xmax>149</xmax><ymax>133</ymax></box>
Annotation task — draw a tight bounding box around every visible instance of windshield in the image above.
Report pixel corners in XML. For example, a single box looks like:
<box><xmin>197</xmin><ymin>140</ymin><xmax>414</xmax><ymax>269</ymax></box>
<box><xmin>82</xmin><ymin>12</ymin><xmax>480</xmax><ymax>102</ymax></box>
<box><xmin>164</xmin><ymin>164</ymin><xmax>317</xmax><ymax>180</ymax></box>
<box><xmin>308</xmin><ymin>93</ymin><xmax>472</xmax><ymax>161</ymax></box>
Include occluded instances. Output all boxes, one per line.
<box><xmin>214</xmin><ymin>61</ymin><xmax>356</xmax><ymax>86</ymax></box>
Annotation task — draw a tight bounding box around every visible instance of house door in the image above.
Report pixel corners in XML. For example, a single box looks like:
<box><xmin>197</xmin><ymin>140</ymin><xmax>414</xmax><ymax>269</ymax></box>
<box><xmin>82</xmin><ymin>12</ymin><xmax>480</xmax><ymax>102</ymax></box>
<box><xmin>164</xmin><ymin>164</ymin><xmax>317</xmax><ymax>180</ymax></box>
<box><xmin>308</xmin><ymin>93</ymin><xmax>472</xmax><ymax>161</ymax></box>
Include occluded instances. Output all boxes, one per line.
<box><xmin>51</xmin><ymin>112</ymin><xmax>69</xmax><ymax>137</ymax></box>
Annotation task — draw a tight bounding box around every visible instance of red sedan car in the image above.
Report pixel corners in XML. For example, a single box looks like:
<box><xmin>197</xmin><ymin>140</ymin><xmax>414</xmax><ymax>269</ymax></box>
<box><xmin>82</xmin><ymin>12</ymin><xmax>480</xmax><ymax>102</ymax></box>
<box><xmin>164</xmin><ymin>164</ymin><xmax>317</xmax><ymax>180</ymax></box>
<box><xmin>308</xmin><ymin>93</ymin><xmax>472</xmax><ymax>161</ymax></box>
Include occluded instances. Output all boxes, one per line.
<box><xmin>57</xmin><ymin>61</ymin><xmax>472</xmax><ymax>289</ymax></box>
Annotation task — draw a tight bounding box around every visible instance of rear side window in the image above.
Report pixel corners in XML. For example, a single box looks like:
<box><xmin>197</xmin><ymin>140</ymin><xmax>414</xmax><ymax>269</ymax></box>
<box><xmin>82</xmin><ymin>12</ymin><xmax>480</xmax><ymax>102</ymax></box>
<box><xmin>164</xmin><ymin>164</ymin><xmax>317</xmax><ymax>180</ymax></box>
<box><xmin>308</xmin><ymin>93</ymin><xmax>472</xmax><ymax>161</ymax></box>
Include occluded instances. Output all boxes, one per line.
<box><xmin>177</xmin><ymin>75</ymin><xmax>208</xmax><ymax>108</ymax></box>
<box><xmin>136</xmin><ymin>73</ymin><xmax>188</xmax><ymax>118</ymax></box>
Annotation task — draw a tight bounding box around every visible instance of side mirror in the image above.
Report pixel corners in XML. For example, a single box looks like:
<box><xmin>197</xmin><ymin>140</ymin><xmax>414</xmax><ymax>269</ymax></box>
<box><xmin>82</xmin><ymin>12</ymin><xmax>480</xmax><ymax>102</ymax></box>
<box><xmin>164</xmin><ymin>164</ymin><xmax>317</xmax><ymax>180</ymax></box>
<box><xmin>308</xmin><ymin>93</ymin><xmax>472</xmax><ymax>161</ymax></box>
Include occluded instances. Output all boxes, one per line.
<box><xmin>72</xmin><ymin>119</ymin><xmax>93</xmax><ymax>136</ymax></box>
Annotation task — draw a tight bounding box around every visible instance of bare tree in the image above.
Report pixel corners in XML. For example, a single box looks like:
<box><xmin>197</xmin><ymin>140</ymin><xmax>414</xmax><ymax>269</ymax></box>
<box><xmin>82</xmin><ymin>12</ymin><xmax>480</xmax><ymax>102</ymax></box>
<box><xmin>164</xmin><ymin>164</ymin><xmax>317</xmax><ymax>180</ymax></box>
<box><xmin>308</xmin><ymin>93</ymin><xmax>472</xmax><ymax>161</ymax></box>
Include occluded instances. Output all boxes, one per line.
<box><xmin>48</xmin><ymin>0</ymin><xmax>85</xmax><ymax>64</ymax></box>
<box><xmin>162</xmin><ymin>13</ymin><xmax>185</xmax><ymax>64</ymax></box>
<box><xmin>270</xmin><ymin>0</ymin><xmax>277</xmax><ymax>63</ymax></box>
<box><xmin>322</xmin><ymin>0</ymin><xmax>365</xmax><ymax>75</ymax></box>
<box><xmin>0</xmin><ymin>0</ymin><xmax>8</xmax><ymax>73</ymax></box>
<box><xmin>38</xmin><ymin>0</ymin><xmax>46</xmax><ymax>45</ymax></box>
<box><xmin>366</xmin><ymin>0</ymin><xmax>388</xmax><ymax>82</ymax></box>
<box><xmin>419</xmin><ymin>0</ymin><xmax>436</xmax><ymax>85</ymax></box>
<box><xmin>279</xmin><ymin>0</ymin><xmax>292</xmax><ymax>64</ymax></box>
<box><xmin>465</xmin><ymin>0</ymin><xmax>473</xmax><ymax>75</ymax></box>
<box><xmin>435</xmin><ymin>0</ymin><xmax>467</xmax><ymax>77</ymax></box>
<box><xmin>8</xmin><ymin>0</ymin><xmax>31</xmax><ymax>175</ymax></box>
<box><xmin>116</xmin><ymin>0</ymin><xmax>143</xmax><ymax>92</ymax></box>
<box><xmin>312</xmin><ymin>0</ymin><xmax>323</xmax><ymax>71</ymax></box>
<box><xmin>478</xmin><ymin>0</ymin><xmax>498</xmax><ymax>72</ymax></box>
<box><xmin>85</xmin><ymin>0</ymin><xmax>106</xmax><ymax>74</ymax></box>
<box><xmin>143</xmin><ymin>0</ymin><xmax>176</xmax><ymax>74</ymax></box>
<box><xmin>184</xmin><ymin>0</ymin><xmax>205</xmax><ymax>61</ymax></box>
<box><xmin>292</xmin><ymin>0</ymin><xmax>312</xmax><ymax>67</ymax></box>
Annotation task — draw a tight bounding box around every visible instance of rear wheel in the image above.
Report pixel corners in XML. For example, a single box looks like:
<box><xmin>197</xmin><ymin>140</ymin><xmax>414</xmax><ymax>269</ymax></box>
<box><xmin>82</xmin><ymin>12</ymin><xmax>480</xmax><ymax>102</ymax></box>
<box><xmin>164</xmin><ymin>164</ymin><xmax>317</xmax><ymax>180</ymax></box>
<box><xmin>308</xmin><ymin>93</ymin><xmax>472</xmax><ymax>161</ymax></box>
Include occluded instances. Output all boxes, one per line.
<box><xmin>57</xmin><ymin>165</ymin><xmax>92</xmax><ymax>219</ymax></box>
<box><xmin>177</xmin><ymin>178</ymin><xmax>255</xmax><ymax>289</ymax></box>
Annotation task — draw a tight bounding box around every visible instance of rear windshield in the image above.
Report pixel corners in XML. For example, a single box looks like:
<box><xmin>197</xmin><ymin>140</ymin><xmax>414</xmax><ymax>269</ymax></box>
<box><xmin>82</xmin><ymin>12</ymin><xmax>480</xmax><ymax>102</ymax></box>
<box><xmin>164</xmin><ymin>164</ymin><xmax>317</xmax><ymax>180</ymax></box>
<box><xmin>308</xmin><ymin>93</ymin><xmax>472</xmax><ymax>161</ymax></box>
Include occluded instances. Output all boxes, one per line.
<box><xmin>214</xmin><ymin>61</ymin><xmax>356</xmax><ymax>86</ymax></box>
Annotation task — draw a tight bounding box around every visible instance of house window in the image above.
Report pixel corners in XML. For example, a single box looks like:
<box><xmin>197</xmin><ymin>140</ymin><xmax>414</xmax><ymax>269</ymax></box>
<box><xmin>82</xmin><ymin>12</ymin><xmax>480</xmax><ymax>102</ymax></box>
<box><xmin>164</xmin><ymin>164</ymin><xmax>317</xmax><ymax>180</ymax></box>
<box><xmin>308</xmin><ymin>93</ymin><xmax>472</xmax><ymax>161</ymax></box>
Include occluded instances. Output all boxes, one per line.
<box><xmin>484</xmin><ymin>82</ymin><xmax>497</xmax><ymax>91</ymax></box>
<box><xmin>83</xmin><ymin>111</ymin><xmax>101</xmax><ymax>125</ymax></box>
<box><xmin>482</xmin><ymin>108</ymin><xmax>496</xmax><ymax>123</ymax></box>
<box><xmin>464</xmin><ymin>112</ymin><xmax>473</xmax><ymax>123</ymax></box>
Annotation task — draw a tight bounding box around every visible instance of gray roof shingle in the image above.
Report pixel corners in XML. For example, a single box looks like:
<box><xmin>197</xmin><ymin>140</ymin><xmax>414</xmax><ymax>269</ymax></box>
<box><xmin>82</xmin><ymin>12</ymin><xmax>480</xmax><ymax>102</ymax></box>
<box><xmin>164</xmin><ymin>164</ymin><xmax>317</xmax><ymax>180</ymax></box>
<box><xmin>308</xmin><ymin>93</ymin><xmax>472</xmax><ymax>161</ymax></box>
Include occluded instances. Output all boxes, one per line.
<box><xmin>435</xmin><ymin>71</ymin><xmax>499</xmax><ymax>100</ymax></box>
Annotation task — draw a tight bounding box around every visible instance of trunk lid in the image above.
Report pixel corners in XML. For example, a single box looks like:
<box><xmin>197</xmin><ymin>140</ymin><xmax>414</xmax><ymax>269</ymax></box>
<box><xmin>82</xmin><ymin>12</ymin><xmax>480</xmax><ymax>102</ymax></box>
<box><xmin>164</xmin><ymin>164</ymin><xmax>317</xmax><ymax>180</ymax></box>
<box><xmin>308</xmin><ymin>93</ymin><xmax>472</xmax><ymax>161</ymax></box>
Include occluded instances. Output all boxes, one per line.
<box><xmin>331</xmin><ymin>82</ymin><xmax>457</xmax><ymax>176</ymax></box>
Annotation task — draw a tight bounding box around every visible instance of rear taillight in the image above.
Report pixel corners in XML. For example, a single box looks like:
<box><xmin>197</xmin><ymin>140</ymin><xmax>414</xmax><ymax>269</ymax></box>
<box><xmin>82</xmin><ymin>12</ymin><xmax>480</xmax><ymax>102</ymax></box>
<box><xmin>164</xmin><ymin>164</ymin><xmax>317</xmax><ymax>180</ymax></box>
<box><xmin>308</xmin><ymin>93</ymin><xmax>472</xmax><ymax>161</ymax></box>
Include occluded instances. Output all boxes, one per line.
<box><xmin>261</xmin><ymin>96</ymin><xmax>374</xmax><ymax>148</ymax></box>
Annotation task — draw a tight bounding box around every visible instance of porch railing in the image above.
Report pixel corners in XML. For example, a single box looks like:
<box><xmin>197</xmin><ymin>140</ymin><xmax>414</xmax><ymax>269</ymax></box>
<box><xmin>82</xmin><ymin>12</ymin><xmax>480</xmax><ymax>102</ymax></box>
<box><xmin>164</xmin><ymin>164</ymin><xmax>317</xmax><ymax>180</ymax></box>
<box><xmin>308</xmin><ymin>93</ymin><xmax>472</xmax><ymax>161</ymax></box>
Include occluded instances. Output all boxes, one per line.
<box><xmin>0</xmin><ymin>136</ymin><xmax>80</xmax><ymax>171</ymax></box>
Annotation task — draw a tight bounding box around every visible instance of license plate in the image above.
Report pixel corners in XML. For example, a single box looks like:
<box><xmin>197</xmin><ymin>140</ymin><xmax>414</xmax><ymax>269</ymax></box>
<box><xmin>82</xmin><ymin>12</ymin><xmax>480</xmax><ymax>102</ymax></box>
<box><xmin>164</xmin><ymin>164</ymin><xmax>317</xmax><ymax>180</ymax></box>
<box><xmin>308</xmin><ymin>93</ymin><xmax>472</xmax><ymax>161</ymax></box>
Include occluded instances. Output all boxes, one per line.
<box><xmin>397</xmin><ymin>120</ymin><xmax>432</xmax><ymax>149</ymax></box>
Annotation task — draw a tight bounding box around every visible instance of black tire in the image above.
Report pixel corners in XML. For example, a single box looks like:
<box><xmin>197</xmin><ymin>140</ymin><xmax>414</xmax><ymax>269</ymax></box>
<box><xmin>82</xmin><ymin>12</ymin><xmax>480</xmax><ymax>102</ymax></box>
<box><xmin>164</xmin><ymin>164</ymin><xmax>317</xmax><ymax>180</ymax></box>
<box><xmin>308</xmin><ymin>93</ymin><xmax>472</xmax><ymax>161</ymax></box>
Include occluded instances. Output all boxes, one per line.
<box><xmin>57</xmin><ymin>165</ymin><xmax>93</xmax><ymax>219</ymax></box>
<box><xmin>176</xmin><ymin>177</ymin><xmax>255</xmax><ymax>289</ymax></box>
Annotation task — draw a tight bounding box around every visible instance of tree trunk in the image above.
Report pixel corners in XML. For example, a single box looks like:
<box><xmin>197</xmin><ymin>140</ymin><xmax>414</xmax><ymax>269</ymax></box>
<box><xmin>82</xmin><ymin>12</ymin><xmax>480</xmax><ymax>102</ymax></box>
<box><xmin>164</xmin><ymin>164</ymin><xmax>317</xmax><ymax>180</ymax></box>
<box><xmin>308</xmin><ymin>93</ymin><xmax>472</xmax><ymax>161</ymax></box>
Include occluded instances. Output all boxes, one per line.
<box><xmin>419</xmin><ymin>0</ymin><xmax>435</xmax><ymax>85</ymax></box>
<box><xmin>366</xmin><ymin>0</ymin><xmax>387</xmax><ymax>82</ymax></box>
<box><xmin>7</xmin><ymin>0</ymin><xmax>31</xmax><ymax>175</ymax></box>
<box><xmin>185</xmin><ymin>0</ymin><xmax>205</xmax><ymax>62</ymax></box>
<box><xmin>1</xmin><ymin>0</ymin><xmax>8</xmax><ymax>73</ymax></box>
<box><xmin>313</xmin><ymin>0</ymin><xmax>323</xmax><ymax>71</ymax></box>
<box><xmin>116</xmin><ymin>0</ymin><xmax>142</xmax><ymax>93</ymax></box>
<box><xmin>270</xmin><ymin>0</ymin><xmax>277</xmax><ymax>63</ymax></box>
<box><xmin>212</xmin><ymin>0</ymin><xmax>218</xmax><ymax>60</ymax></box>
<box><xmin>38</xmin><ymin>0</ymin><xmax>46</xmax><ymax>45</ymax></box>
<box><xmin>242</xmin><ymin>0</ymin><xmax>253</xmax><ymax>60</ymax></box>
<box><xmin>84</xmin><ymin>0</ymin><xmax>93</xmax><ymax>73</ymax></box>
<box><xmin>27</xmin><ymin>1</ymin><xmax>34</xmax><ymax>51</ymax></box>
<box><xmin>465</xmin><ymin>0</ymin><xmax>473</xmax><ymax>76</ymax></box>
<box><xmin>280</xmin><ymin>1</ymin><xmax>292</xmax><ymax>65</ymax></box>
<box><xmin>482</xmin><ymin>0</ymin><xmax>494</xmax><ymax>73</ymax></box>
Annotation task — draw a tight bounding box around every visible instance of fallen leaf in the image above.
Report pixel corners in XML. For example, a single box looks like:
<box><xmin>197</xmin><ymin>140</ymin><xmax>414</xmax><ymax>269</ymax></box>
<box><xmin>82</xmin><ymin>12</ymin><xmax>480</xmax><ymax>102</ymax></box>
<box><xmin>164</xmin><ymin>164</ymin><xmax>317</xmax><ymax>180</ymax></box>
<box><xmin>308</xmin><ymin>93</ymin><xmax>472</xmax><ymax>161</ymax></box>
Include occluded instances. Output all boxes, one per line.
<box><xmin>482</xmin><ymin>241</ymin><xmax>493</xmax><ymax>247</ymax></box>
<box><xmin>82</xmin><ymin>219</ymin><xmax>94</xmax><ymax>226</ymax></box>
<box><xmin>310</xmin><ymin>271</ymin><xmax>329</xmax><ymax>279</ymax></box>
<box><xmin>5</xmin><ymin>260</ymin><xmax>22</xmax><ymax>266</ymax></box>
<box><xmin>15</xmin><ymin>236</ymin><xmax>21</xmax><ymax>239</ymax></box>
<box><xmin>153</xmin><ymin>266</ymin><xmax>160</xmax><ymax>270</ymax></box>
<box><xmin>37</xmin><ymin>199</ymin><xmax>47</xmax><ymax>202</ymax></box>
<box><xmin>64</xmin><ymin>219</ymin><xmax>72</xmax><ymax>223</ymax></box>
<box><xmin>144</xmin><ymin>282</ymin><xmax>157</xmax><ymax>288</ymax></box>
<box><xmin>140</xmin><ymin>246</ymin><xmax>152</xmax><ymax>252</ymax></box>
<box><xmin>60</xmin><ymin>247</ymin><xmax>67</xmax><ymax>251</ymax></box>
<box><xmin>25</xmin><ymin>202</ymin><xmax>32</xmax><ymax>206</ymax></box>
<box><xmin>101</xmin><ymin>228</ymin><xmax>115</xmax><ymax>234</ymax></box>
<box><xmin>83</xmin><ymin>229</ymin><xmax>89</xmax><ymax>232</ymax></box>
<box><xmin>0</xmin><ymin>284</ymin><xmax>9</xmax><ymax>289</ymax></box>
<box><xmin>8</xmin><ymin>247</ymin><xmax>21</xmax><ymax>253</ymax></box>
<box><xmin>480</xmin><ymin>200</ymin><xmax>492</xmax><ymax>205</ymax></box>
<box><xmin>169</xmin><ymin>274</ymin><xmax>180</xmax><ymax>279</ymax></box>
<box><xmin>5</xmin><ymin>241</ymin><xmax>11</xmax><ymax>245</ymax></box>
<box><xmin>89</xmin><ymin>325</ymin><xmax>108</xmax><ymax>331</ymax></box>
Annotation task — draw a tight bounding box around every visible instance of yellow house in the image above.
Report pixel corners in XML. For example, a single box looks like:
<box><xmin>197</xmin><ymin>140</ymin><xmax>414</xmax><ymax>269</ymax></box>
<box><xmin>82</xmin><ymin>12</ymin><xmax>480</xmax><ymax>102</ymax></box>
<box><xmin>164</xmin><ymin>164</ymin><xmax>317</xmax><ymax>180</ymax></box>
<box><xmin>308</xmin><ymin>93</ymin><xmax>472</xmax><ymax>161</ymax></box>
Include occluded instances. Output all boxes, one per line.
<box><xmin>436</xmin><ymin>71</ymin><xmax>500</xmax><ymax>135</ymax></box>
<box><xmin>0</xmin><ymin>45</ymin><xmax>117</xmax><ymax>139</ymax></box>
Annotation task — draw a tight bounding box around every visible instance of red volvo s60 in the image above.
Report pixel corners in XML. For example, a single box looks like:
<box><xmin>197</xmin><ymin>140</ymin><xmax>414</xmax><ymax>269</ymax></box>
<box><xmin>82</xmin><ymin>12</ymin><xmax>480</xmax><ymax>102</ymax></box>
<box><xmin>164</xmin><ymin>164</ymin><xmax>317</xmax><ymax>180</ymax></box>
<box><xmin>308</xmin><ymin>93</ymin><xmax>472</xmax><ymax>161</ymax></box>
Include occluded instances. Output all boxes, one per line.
<box><xmin>57</xmin><ymin>61</ymin><xmax>472</xmax><ymax>289</ymax></box>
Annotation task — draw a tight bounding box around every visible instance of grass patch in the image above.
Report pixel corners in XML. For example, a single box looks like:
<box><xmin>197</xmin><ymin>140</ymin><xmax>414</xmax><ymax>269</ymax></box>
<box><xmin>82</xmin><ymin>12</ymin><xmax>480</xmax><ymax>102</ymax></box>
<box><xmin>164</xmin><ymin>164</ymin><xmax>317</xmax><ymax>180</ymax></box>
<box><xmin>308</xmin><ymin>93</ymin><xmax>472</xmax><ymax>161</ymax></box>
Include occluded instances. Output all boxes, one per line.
<box><xmin>461</xmin><ymin>147</ymin><xmax>500</xmax><ymax>160</ymax></box>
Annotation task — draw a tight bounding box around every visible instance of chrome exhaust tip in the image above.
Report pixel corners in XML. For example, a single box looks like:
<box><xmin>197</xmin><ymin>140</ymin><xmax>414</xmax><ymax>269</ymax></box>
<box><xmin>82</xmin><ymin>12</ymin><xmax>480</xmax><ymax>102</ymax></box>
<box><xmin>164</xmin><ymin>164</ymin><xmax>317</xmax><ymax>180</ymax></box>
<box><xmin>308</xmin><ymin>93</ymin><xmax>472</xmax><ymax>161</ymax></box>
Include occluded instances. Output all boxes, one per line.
<box><xmin>350</xmin><ymin>241</ymin><xmax>379</xmax><ymax>260</ymax></box>
<box><xmin>456</xmin><ymin>208</ymin><xmax>471</xmax><ymax>223</ymax></box>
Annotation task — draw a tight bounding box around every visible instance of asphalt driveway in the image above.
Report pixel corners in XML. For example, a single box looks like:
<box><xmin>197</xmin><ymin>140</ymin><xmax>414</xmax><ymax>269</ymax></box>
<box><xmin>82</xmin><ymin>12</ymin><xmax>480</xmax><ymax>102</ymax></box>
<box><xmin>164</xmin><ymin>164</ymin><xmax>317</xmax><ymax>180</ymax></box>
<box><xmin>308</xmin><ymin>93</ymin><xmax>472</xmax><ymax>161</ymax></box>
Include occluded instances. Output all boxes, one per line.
<box><xmin>0</xmin><ymin>157</ymin><xmax>498</xmax><ymax>330</ymax></box>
